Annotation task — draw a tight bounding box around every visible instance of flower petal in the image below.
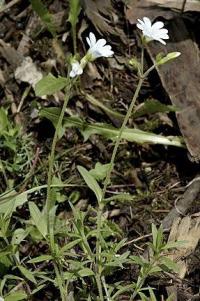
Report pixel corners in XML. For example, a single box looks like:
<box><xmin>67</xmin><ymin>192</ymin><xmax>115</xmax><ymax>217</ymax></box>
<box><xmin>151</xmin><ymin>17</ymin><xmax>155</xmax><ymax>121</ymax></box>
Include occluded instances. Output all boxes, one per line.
<box><xmin>89</xmin><ymin>32</ymin><xmax>96</xmax><ymax>47</ymax></box>
<box><xmin>143</xmin><ymin>17</ymin><xmax>151</xmax><ymax>27</ymax></box>
<box><xmin>86</xmin><ymin>37</ymin><xmax>91</xmax><ymax>47</ymax></box>
<box><xmin>156</xmin><ymin>38</ymin><xmax>166</xmax><ymax>45</ymax></box>
<box><xmin>151</xmin><ymin>21</ymin><xmax>164</xmax><ymax>30</ymax></box>
<box><xmin>136</xmin><ymin>23</ymin><xmax>144</xmax><ymax>30</ymax></box>
<box><xmin>94</xmin><ymin>39</ymin><xmax>107</xmax><ymax>50</ymax></box>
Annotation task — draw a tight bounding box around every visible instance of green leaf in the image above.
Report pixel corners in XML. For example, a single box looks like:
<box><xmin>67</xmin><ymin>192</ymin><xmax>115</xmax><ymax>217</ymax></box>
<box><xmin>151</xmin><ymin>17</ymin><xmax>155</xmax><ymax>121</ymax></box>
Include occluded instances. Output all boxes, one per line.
<box><xmin>77</xmin><ymin>268</ymin><xmax>94</xmax><ymax>277</ymax></box>
<box><xmin>130</xmin><ymin>255</ymin><xmax>147</xmax><ymax>266</ymax></box>
<box><xmin>112</xmin><ymin>284</ymin><xmax>136</xmax><ymax>299</ymax></box>
<box><xmin>11</xmin><ymin>228</ymin><xmax>29</xmax><ymax>245</ymax></box>
<box><xmin>148</xmin><ymin>265</ymin><xmax>162</xmax><ymax>274</ymax></box>
<box><xmin>40</xmin><ymin>108</ymin><xmax>184</xmax><ymax>148</ymax></box>
<box><xmin>0</xmin><ymin>108</ymin><xmax>9</xmax><ymax>133</ymax></box>
<box><xmin>77</xmin><ymin>166</ymin><xmax>102</xmax><ymax>203</ymax></box>
<box><xmin>28</xmin><ymin>255</ymin><xmax>52</xmax><ymax>264</ymax></box>
<box><xmin>159</xmin><ymin>256</ymin><xmax>179</xmax><ymax>272</ymax></box>
<box><xmin>149</xmin><ymin>287</ymin><xmax>157</xmax><ymax>301</ymax></box>
<box><xmin>0</xmin><ymin>191</ymin><xmax>28</xmax><ymax>214</ymax></box>
<box><xmin>35</xmin><ymin>74</ymin><xmax>68</xmax><ymax>96</ymax></box>
<box><xmin>105</xmin><ymin>193</ymin><xmax>135</xmax><ymax>203</ymax></box>
<box><xmin>138</xmin><ymin>292</ymin><xmax>148</xmax><ymax>301</ymax></box>
<box><xmin>0</xmin><ymin>245</ymin><xmax>13</xmax><ymax>258</ymax></box>
<box><xmin>18</xmin><ymin>265</ymin><xmax>37</xmax><ymax>284</ymax></box>
<box><xmin>31</xmin><ymin>284</ymin><xmax>46</xmax><ymax>295</ymax></box>
<box><xmin>156</xmin><ymin>52</ymin><xmax>181</xmax><ymax>66</ymax></box>
<box><xmin>133</xmin><ymin>99</ymin><xmax>178</xmax><ymax>118</ymax></box>
<box><xmin>5</xmin><ymin>291</ymin><xmax>27</xmax><ymax>301</ymax></box>
<box><xmin>89</xmin><ymin>162</ymin><xmax>110</xmax><ymax>181</ymax></box>
<box><xmin>151</xmin><ymin>224</ymin><xmax>158</xmax><ymax>250</ymax></box>
<box><xmin>60</xmin><ymin>239</ymin><xmax>82</xmax><ymax>254</ymax></box>
<box><xmin>156</xmin><ymin>225</ymin><xmax>164</xmax><ymax>251</ymax></box>
<box><xmin>28</xmin><ymin>202</ymin><xmax>47</xmax><ymax>238</ymax></box>
<box><xmin>30</xmin><ymin>0</ymin><xmax>57</xmax><ymax>36</ymax></box>
<box><xmin>68</xmin><ymin>0</ymin><xmax>81</xmax><ymax>27</ymax></box>
<box><xmin>161</xmin><ymin>240</ymin><xmax>186</xmax><ymax>251</ymax></box>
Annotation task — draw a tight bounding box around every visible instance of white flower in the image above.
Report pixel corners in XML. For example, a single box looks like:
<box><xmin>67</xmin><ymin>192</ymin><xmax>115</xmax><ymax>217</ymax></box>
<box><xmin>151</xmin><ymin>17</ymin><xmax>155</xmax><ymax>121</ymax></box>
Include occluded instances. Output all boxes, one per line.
<box><xmin>69</xmin><ymin>61</ymin><xmax>83</xmax><ymax>78</ymax></box>
<box><xmin>86</xmin><ymin>32</ymin><xmax>114</xmax><ymax>60</ymax></box>
<box><xmin>137</xmin><ymin>17</ymin><xmax>169</xmax><ymax>45</ymax></box>
<box><xmin>0</xmin><ymin>297</ymin><xmax>4</xmax><ymax>301</ymax></box>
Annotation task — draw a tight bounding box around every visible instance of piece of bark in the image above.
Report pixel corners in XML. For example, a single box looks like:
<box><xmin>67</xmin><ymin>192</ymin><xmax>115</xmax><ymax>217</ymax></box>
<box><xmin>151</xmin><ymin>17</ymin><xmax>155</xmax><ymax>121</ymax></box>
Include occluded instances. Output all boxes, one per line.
<box><xmin>162</xmin><ymin>176</ymin><xmax>200</xmax><ymax>229</ymax></box>
<box><xmin>146</xmin><ymin>17</ymin><xmax>200</xmax><ymax>160</ymax></box>
<box><xmin>125</xmin><ymin>0</ymin><xmax>176</xmax><ymax>24</ymax></box>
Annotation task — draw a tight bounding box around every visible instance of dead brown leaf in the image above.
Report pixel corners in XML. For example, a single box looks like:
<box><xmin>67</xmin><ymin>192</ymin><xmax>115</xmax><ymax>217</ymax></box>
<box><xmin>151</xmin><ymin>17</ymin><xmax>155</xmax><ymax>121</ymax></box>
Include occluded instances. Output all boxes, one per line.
<box><xmin>149</xmin><ymin>0</ymin><xmax>200</xmax><ymax>12</ymax></box>
<box><xmin>14</xmin><ymin>57</ymin><xmax>43</xmax><ymax>88</ymax></box>
<box><xmin>125</xmin><ymin>0</ymin><xmax>176</xmax><ymax>25</ymax></box>
<box><xmin>125</xmin><ymin>0</ymin><xmax>200</xmax><ymax>25</ymax></box>
<box><xmin>167</xmin><ymin>215</ymin><xmax>200</xmax><ymax>278</ymax></box>
<box><xmin>82</xmin><ymin>0</ymin><xmax>127</xmax><ymax>43</ymax></box>
<box><xmin>82</xmin><ymin>0</ymin><xmax>115</xmax><ymax>34</ymax></box>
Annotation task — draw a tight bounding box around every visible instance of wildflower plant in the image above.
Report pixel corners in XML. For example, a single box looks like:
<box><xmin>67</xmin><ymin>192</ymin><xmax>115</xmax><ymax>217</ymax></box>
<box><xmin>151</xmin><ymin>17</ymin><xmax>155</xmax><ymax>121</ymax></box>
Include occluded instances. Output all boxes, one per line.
<box><xmin>0</xmin><ymin>12</ymin><xmax>183</xmax><ymax>301</ymax></box>
<box><xmin>32</xmin><ymin>18</ymin><xmax>182</xmax><ymax>300</ymax></box>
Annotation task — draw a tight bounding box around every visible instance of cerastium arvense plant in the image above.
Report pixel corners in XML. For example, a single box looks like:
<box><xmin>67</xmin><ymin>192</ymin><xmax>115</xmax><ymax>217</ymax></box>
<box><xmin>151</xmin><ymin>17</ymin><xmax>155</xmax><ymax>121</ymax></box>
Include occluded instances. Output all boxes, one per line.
<box><xmin>35</xmin><ymin>17</ymin><xmax>180</xmax><ymax>301</ymax></box>
<box><xmin>0</xmin><ymin>12</ymin><xmax>183</xmax><ymax>301</ymax></box>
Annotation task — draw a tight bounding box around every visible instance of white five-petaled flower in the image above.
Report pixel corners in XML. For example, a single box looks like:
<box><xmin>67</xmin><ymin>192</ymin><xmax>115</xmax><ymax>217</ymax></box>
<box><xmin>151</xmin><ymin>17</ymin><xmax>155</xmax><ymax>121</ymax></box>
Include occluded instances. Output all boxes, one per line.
<box><xmin>86</xmin><ymin>32</ymin><xmax>114</xmax><ymax>60</ymax></box>
<box><xmin>69</xmin><ymin>61</ymin><xmax>83</xmax><ymax>78</ymax></box>
<box><xmin>137</xmin><ymin>17</ymin><xmax>169</xmax><ymax>45</ymax></box>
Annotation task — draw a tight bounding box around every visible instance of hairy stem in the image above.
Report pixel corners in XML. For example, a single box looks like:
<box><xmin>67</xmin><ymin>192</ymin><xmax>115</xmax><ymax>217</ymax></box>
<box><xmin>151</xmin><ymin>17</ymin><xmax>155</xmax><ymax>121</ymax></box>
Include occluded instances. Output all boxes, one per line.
<box><xmin>46</xmin><ymin>83</ymin><xmax>71</xmax><ymax>299</ymax></box>
<box><xmin>95</xmin><ymin>77</ymin><xmax>144</xmax><ymax>298</ymax></box>
<box><xmin>46</xmin><ymin>85</ymin><xmax>71</xmax><ymax>241</ymax></box>
<box><xmin>54</xmin><ymin>261</ymin><xmax>67</xmax><ymax>301</ymax></box>
<box><xmin>95</xmin><ymin>274</ymin><xmax>104</xmax><ymax>301</ymax></box>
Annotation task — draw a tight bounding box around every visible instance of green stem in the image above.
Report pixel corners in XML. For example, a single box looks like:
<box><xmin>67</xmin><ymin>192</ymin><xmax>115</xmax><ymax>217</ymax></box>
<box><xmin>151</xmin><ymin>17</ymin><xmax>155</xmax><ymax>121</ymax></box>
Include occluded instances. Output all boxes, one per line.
<box><xmin>95</xmin><ymin>274</ymin><xmax>104</xmax><ymax>301</ymax></box>
<box><xmin>45</xmin><ymin>83</ymin><xmax>71</xmax><ymax>300</ymax></box>
<box><xmin>141</xmin><ymin>44</ymin><xmax>144</xmax><ymax>75</ymax></box>
<box><xmin>46</xmin><ymin>85</ymin><xmax>71</xmax><ymax>247</ymax></box>
<box><xmin>102</xmin><ymin>276</ymin><xmax>112</xmax><ymax>301</ymax></box>
<box><xmin>102</xmin><ymin>77</ymin><xmax>143</xmax><ymax>200</ymax></box>
<box><xmin>54</xmin><ymin>261</ymin><xmax>66</xmax><ymax>301</ymax></box>
<box><xmin>95</xmin><ymin>77</ymin><xmax>144</xmax><ymax>299</ymax></box>
<box><xmin>72</xmin><ymin>25</ymin><xmax>77</xmax><ymax>54</ymax></box>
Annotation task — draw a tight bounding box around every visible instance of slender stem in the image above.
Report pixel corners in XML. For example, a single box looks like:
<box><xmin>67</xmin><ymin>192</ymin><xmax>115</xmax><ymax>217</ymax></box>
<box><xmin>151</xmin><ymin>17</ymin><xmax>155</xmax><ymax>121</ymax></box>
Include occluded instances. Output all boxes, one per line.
<box><xmin>72</xmin><ymin>26</ymin><xmax>77</xmax><ymax>54</ymax></box>
<box><xmin>141</xmin><ymin>44</ymin><xmax>144</xmax><ymax>75</ymax></box>
<box><xmin>95</xmin><ymin>77</ymin><xmax>144</xmax><ymax>300</ymax></box>
<box><xmin>46</xmin><ymin>84</ymin><xmax>71</xmax><ymax>244</ymax></box>
<box><xmin>95</xmin><ymin>274</ymin><xmax>104</xmax><ymax>301</ymax></box>
<box><xmin>102</xmin><ymin>77</ymin><xmax>143</xmax><ymax>199</ymax></box>
<box><xmin>102</xmin><ymin>276</ymin><xmax>112</xmax><ymax>301</ymax></box>
<box><xmin>143</xmin><ymin>64</ymin><xmax>156</xmax><ymax>78</ymax></box>
<box><xmin>45</xmin><ymin>82</ymin><xmax>71</xmax><ymax>300</ymax></box>
<box><xmin>53</xmin><ymin>261</ymin><xmax>66</xmax><ymax>301</ymax></box>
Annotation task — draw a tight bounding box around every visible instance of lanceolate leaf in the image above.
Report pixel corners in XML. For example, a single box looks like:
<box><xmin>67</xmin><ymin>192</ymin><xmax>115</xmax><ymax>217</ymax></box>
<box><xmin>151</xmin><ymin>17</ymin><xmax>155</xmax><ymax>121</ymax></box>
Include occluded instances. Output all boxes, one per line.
<box><xmin>133</xmin><ymin>98</ymin><xmax>177</xmax><ymax>118</ymax></box>
<box><xmin>18</xmin><ymin>265</ymin><xmax>37</xmax><ymax>284</ymax></box>
<box><xmin>4</xmin><ymin>291</ymin><xmax>27</xmax><ymax>301</ymax></box>
<box><xmin>77</xmin><ymin>166</ymin><xmax>102</xmax><ymax>203</ymax></box>
<box><xmin>30</xmin><ymin>0</ymin><xmax>57</xmax><ymax>36</ymax></box>
<box><xmin>68</xmin><ymin>0</ymin><xmax>81</xmax><ymax>27</ymax></box>
<box><xmin>28</xmin><ymin>202</ymin><xmax>47</xmax><ymax>238</ymax></box>
<box><xmin>40</xmin><ymin>107</ymin><xmax>184</xmax><ymax>147</ymax></box>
